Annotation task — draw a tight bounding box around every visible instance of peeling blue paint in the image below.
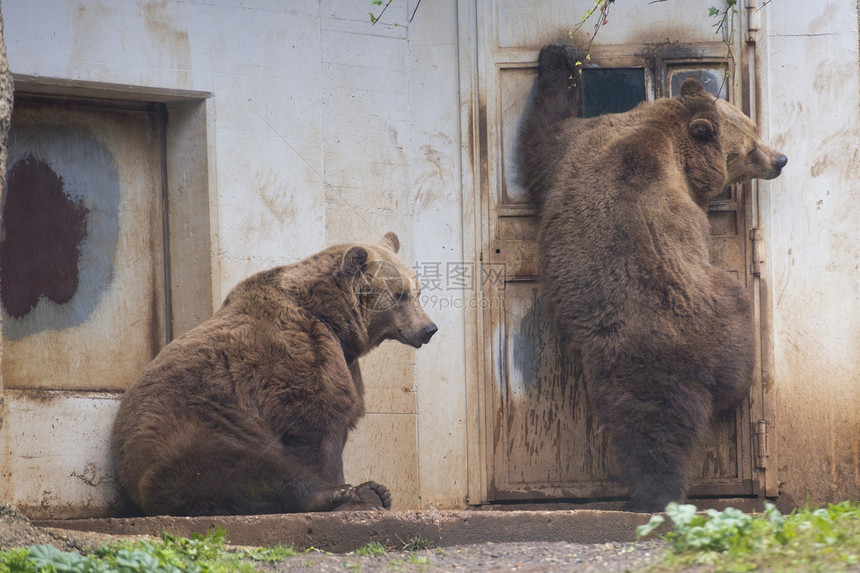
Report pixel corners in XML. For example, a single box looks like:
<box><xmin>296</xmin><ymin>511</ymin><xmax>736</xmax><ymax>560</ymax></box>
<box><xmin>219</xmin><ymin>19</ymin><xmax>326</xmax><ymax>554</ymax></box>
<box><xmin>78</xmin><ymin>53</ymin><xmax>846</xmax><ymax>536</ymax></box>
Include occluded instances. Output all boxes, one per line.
<box><xmin>2</xmin><ymin>125</ymin><xmax>120</xmax><ymax>339</ymax></box>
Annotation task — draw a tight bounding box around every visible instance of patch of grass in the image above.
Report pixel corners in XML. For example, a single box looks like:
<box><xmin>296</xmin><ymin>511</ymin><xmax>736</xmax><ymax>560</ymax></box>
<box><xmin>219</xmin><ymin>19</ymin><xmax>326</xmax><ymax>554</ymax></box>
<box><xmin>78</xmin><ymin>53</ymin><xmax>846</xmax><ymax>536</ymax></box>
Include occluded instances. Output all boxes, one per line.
<box><xmin>0</xmin><ymin>526</ymin><xmax>259</xmax><ymax>573</ymax></box>
<box><xmin>389</xmin><ymin>553</ymin><xmax>432</xmax><ymax>571</ymax></box>
<box><xmin>638</xmin><ymin>500</ymin><xmax>860</xmax><ymax>572</ymax></box>
<box><xmin>106</xmin><ymin>526</ymin><xmax>256</xmax><ymax>573</ymax></box>
<box><xmin>399</xmin><ymin>534</ymin><xmax>432</xmax><ymax>552</ymax></box>
<box><xmin>243</xmin><ymin>543</ymin><xmax>297</xmax><ymax>562</ymax></box>
<box><xmin>0</xmin><ymin>547</ymin><xmax>44</xmax><ymax>573</ymax></box>
<box><xmin>354</xmin><ymin>540</ymin><xmax>389</xmax><ymax>556</ymax></box>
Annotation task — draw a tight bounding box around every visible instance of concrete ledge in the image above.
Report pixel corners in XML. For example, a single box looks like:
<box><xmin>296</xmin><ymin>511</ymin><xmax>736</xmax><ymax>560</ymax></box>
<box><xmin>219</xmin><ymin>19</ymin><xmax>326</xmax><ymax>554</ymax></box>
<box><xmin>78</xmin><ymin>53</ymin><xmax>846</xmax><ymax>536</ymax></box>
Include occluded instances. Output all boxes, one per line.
<box><xmin>35</xmin><ymin>509</ymin><xmax>669</xmax><ymax>552</ymax></box>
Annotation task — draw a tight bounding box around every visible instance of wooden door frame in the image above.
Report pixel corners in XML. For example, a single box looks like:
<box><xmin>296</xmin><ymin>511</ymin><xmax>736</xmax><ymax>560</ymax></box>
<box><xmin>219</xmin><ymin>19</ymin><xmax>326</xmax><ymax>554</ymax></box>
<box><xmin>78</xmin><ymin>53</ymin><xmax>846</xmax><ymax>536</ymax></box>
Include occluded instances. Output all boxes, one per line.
<box><xmin>458</xmin><ymin>0</ymin><xmax>489</xmax><ymax>505</ymax></box>
<box><xmin>457</xmin><ymin>0</ymin><xmax>777</xmax><ymax>506</ymax></box>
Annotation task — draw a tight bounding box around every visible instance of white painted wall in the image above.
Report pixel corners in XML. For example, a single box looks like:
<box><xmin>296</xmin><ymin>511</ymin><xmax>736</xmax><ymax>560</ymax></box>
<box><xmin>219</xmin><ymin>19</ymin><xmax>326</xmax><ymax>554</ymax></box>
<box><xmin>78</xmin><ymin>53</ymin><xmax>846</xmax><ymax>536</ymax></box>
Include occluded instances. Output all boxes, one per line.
<box><xmin>1</xmin><ymin>391</ymin><xmax>118</xmax><ymax>516</ymax></box>
<box><xmin>761</xmin><ymin>0</ymin><xmax>860</xmax><ymax>505</ymax></box>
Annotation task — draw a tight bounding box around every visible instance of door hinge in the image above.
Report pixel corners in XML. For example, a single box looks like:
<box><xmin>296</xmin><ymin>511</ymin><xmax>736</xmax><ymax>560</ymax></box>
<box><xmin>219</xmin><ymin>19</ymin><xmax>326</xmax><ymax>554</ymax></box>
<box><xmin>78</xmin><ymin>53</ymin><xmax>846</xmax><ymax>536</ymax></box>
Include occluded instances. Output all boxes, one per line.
<box><xmin>746</xmin><ymin>0</ymin><xmax>760</xmax><ymax>44</ymax></box>
<box><xmin>750</xmin><ymin>227</ymin><xmax>765</xmax><ymax>275</ymax></box>
<box><xmin>755</xmin><ymin>419</ymin><xmax>769</xmax><ymax>469</ymax></box>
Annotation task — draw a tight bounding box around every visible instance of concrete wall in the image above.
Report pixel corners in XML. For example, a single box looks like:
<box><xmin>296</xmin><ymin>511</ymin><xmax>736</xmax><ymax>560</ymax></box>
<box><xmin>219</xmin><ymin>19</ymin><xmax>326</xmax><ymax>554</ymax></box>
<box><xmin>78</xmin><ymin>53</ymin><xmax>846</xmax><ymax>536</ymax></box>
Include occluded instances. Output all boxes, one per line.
<box><xmin>761</xmin><ymin>0</ymin><xmax>860</xmax><ymax>506</ymax></box>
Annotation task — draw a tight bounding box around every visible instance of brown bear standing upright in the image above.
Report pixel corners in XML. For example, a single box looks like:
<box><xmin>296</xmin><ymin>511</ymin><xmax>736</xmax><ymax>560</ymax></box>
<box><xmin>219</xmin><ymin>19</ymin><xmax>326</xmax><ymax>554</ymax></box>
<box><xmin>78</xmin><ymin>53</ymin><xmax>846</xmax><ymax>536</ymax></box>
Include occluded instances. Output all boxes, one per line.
<box><xmin>112</xmin><ymin>232</ymin><xmax>437</xmax><ymax>516</ymax></box>
<box><xmin>518</xmin><ymin>46</ymin><xmax>787</xmax><ymax>512</ymax></box>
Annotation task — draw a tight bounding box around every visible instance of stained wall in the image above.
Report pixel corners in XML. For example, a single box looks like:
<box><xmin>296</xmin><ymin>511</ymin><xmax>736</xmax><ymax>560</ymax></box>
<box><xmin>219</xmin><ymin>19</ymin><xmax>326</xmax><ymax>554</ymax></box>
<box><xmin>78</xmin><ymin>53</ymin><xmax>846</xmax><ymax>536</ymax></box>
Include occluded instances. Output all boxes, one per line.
<box><xmin>761</xmin><ymin>0</ymin><xmax>860</xmax><ymax>506</ymax></box>
<box><xmin>0</xmin><ymin>0</ymin><xmax>466</xmax><ymax>517</ymax></box>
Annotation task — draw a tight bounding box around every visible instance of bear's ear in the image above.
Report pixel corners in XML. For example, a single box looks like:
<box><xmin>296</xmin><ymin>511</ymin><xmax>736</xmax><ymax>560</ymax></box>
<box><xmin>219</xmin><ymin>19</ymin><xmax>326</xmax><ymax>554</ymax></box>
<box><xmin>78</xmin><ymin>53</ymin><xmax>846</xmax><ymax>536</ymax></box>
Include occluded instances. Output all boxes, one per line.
<box><xmin>342</xmin><ymin>246</ymin><xmax>369</xmax><ymax>277</ymax></box>
<box><xmin>680</xmin><ymin>78</ymin><xmax>707</xmax><ymax>97</ymax></box>
<box><xmin>689</xmin><ymin>118</ymin><xmax>716</xmax><ymax>140</ymax></box>
<box><xmin>381</xmin><ymin>232</ymin><xmax>400</xmax><ymax>253</ymax></box>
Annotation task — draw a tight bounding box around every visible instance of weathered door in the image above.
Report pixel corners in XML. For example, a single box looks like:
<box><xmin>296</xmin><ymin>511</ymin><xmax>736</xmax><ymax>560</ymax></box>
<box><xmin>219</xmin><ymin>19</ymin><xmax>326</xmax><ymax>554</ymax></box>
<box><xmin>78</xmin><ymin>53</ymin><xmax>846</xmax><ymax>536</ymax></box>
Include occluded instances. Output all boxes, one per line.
<box><xmin>1</xmin><ymin>97</ymin><xmax>169</xmax><ymax>391</ymax></box>
<box><xmin>472</xmin><ymin>0</ymin><xmax>762</xmax><ymax>503</ymax></box>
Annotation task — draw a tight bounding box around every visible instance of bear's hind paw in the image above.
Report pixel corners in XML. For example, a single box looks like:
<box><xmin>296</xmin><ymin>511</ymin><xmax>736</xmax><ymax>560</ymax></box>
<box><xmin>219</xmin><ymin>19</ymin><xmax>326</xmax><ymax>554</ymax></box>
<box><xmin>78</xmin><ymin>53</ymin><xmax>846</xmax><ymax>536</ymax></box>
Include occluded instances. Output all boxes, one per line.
<box><xmin>355</xmin><ymin>481</ymin><xmax>392</xmax><ymax>510</ymax></box>
<box><xmin>332</xmin><ymin>481</ymin><xmax>392</xmax><ymax>511</ymax></box>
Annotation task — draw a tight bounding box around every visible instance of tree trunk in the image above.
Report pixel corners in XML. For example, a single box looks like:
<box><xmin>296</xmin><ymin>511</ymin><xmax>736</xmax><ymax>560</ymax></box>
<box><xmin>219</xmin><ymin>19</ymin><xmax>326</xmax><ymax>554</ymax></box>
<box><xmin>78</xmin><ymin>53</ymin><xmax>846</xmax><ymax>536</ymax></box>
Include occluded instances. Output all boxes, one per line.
<box><xmin>0</xmin><ymin>1</ymin><xmax>15</xmax><ymax>430</ymax></box>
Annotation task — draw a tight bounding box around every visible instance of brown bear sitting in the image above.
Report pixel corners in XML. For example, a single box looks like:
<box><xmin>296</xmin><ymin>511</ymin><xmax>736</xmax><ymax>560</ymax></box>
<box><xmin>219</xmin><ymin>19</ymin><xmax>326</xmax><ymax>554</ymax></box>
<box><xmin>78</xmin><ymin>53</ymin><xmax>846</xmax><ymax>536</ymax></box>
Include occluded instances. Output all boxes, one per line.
<box><xmin>518</xmin><ymin>45</ymin><xmax>787</xmax><ymax>512</ymax></box>
<box><xmin>112</xmin><ymin>232</ymin><xmax>437</xmax><ymax>516</ymax></box>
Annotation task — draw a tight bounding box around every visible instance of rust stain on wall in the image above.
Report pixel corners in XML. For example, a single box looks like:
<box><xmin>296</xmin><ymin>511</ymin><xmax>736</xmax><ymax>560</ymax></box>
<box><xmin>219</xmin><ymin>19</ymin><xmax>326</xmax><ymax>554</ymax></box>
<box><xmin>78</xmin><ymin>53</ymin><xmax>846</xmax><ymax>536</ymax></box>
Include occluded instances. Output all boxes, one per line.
<box><xmin>142</xmin><ymin>0</ymin><xmax>193</xmax><ymax>89</ymax></box>
<box><xmin>0</xmin><ymin>155</ymin><xmax>89</xmax><ymax>318</ymax></box>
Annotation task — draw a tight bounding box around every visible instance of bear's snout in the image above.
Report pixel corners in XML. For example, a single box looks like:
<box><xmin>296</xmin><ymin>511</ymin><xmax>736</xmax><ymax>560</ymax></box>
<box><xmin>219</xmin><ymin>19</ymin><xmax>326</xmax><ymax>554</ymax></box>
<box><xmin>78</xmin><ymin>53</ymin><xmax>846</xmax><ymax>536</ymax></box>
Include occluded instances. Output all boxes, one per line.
<box><xmin>400</xmin><ymin>321</ymin><xmax>438</xmax><ymax>348</ymax></box>
<box><xmin>763</xmin><ymin>153</ymin><xmax>788</xmax><ymax>180</ymax></box>
<box><xmin>421</xmin><ymin>323</ymin><xmax>438</xmax><ymax>344</ymax></box>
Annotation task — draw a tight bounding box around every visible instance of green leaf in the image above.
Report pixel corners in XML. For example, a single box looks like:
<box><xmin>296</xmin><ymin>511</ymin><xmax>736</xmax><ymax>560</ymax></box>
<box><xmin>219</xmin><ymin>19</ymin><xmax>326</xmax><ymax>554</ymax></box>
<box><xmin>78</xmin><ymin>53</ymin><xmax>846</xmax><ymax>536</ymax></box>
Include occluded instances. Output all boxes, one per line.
<box><xmin>665</xmin><ymin>502</ymin><xmax>700</xmax><ymax>528</ymax></box>
<box><xmin>636</xmin><ymin>515</ymin><xmax>666</xmax><ymax>539</ymax></box>
<box><xmin>27</xmin><ymin>545</ymin><xmax>89</xmax><ymax>573</ymax></box>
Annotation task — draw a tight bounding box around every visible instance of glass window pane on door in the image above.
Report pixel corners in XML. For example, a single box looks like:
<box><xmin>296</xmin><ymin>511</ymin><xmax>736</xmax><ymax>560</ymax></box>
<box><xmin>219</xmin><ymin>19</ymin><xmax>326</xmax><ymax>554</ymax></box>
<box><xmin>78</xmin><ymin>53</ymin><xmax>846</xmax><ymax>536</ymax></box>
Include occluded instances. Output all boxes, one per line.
<box><xmin>582</xmin><ymin>68</ymin><xmax>646</xmax><ymax>117</ymax></box>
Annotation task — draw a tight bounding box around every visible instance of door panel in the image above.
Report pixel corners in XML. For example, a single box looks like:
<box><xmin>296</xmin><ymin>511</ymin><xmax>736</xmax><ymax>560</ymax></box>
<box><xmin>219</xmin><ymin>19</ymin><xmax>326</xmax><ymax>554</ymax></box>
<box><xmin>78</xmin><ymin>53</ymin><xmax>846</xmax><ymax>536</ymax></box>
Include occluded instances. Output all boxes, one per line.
<box><xmin>499</xmin><ymin>67</ymin><xmax>537</xmax><ymax>208</ymax></box>
<box><xmin>494</xmin><ymin>281</ymin><xmax>622</xmax><ymax>499</ymax></box>
<box><xmin>1</xmin><ymin>98</ymin><xmax>168</xmax><ymax>391</ymax></box>
<box><xmin>476</xmin><ymin>1</ymin><xmax>757</xmax><ymax>503</ymax></box>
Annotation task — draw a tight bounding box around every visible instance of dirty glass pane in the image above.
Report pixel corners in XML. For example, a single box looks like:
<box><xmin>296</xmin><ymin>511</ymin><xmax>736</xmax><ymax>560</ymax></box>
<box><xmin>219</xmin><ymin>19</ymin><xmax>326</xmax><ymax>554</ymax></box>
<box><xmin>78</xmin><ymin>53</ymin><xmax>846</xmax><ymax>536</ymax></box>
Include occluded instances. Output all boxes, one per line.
<box><xmin>581</xmin><ymin>68</ymin><xmax>646</xmax><ymax>117</ymax></box>
<box><xmin>669</xmin><ymin>68</ymin><xmax>727</xmax><ymax>99</ymax></box>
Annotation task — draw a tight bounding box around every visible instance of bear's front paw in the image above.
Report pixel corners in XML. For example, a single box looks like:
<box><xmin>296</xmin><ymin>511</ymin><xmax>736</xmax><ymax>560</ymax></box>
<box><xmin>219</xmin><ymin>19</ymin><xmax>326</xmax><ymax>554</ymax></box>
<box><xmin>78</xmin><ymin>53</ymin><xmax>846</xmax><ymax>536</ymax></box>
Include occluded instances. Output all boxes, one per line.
<box><xmin>355</xmin><ymin>481</ymin><xmax>392</xmax><ymax>510</ymax></box>
<box><xmin>538</xmin><ymin>45</ymin><xmax>578</xmax><ymax>82</ymax></box>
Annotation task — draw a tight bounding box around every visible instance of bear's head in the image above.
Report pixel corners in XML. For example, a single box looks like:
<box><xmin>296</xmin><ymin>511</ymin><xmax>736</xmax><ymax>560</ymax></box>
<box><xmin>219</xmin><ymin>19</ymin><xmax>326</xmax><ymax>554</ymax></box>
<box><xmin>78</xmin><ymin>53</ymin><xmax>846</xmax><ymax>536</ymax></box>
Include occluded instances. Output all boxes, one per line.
<box><xmin>342</xmin><ymin>232</ymin><xmax>437</xmax><ymax>349</ymax></box>
<box><xmin>715</xmin><ymin>97</ymin><xmax>788</xmax><ymax>185</ymax></box>
<box><xmin>680</xmin><ymin>78</ymin><xmax>787</xmax><ymax>190</ymax></box>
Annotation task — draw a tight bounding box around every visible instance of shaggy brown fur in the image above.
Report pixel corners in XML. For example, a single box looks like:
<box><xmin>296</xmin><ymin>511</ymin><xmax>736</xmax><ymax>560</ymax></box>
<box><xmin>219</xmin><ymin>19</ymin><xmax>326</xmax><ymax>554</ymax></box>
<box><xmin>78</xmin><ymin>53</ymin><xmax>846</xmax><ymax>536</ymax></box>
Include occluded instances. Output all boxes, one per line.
<box><xmin>112</xmin><ymin>233</ymin><xmax>437</xmax><ymax>516</ymax></box>
<box><xmin>518</xmin><ymin>46</ymin><xmax>787</xmax><ymax>512</ymax></box>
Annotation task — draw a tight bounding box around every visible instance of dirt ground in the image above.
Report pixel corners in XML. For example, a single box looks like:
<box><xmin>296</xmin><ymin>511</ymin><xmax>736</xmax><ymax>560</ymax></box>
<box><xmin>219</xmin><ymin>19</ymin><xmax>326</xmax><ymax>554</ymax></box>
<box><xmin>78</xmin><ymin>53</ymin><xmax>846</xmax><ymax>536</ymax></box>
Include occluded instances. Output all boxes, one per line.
<box><xmin>0</xmin><ymin>504</ymin><xmax>150</xmax><ymax>555</ymax></box>
<box><xmin>255</xmin><ymin>540</ymin><xmax>667</xmax><ymax>571</ymax></box>
<box><xmin>0</xmin><ymin>503</ymin><xmax>668</xmax><ymax>572</ymax></box>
